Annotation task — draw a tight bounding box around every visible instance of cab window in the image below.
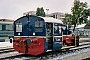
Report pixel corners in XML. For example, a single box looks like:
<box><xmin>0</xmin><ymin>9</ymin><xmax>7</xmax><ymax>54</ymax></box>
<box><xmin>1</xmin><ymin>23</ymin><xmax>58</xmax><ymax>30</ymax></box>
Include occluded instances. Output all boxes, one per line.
<box><xmin>16</xmin><ymin>23</ymin><xmax>22</xmax><ymax>32</ymax></box>
<box><xmin>35</xmin><ymin>20</ymin><xmax>43</xmax><ymax>32</ymax></box>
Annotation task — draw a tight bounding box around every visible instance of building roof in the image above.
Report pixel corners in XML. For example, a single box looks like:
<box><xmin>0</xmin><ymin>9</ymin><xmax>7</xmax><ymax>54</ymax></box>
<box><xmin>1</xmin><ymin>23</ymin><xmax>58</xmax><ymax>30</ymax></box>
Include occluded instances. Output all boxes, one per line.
<box><xmin>0</xmin><ymin>19</ymin><xmax>14</xmax><ymax>24</ymax></box>
<box><xmin>23</xmin><ymin>11</ymin><xmax>36</xmax><ymax>16</ymax></box>
<box><xmin>51</xmin><ymin>12</ymin><xmax>64</xmax><ymax>15</ymax></box>
<box><xmin>75</xmin><ymin>24</ymin><xmax>86</xmax><ymax>29</ymax></box>
<box><xmin>0</xmin><ymin>19</ymin><xmax>14</xmax><ymax>22</ymax></box>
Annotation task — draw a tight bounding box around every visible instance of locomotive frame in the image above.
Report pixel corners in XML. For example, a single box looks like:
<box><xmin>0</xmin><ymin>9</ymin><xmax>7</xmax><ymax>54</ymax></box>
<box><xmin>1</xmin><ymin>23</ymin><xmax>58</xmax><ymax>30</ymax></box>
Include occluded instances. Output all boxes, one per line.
<box><xmin>11</xmin><ymin>15</ymin><xmax>79</xmax><ymax>56</ymax></box>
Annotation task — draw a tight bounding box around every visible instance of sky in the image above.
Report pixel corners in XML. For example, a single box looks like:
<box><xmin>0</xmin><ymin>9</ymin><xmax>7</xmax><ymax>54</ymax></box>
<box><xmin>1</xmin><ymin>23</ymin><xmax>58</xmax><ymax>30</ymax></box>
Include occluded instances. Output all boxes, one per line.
<box><xmin>0</xmin><ymin>0</ymin><xmax>90</xmax><ymax>20</ymax></box>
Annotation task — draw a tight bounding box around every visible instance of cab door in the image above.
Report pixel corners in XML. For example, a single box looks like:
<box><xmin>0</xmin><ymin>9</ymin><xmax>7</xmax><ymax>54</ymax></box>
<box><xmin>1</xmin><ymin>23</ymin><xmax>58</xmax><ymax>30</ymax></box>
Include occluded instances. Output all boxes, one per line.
<box><xmin>46</xmin><ymin>23</ymin><xmax>53</xmax><ymax>50</ymax></box>
<box><xmin>53</xmin><ymin>23</ymin><xmax>62</xmax><ymax>50</ymax></box>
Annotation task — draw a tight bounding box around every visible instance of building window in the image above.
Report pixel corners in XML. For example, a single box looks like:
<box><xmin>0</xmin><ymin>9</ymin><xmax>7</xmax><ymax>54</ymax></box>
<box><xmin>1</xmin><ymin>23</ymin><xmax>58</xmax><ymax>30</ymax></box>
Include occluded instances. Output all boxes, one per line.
<box><xmin>56</xmin><ymin>15</ymin><xmax>57</xmax><ymax>19</ymax></box>
<box><xmin>6</xmin><ymin>24</ymin><xmax>13</xmax><ymax>30</ymax></box>
<box><xmin>0</xmin><ymin>24</ymin><xmax>2</xmax><ymax>30</ymax></box>
<box><xmin>53</xmin><ymin>15</ymin><xmax>55</xmax><ymax>18</ymax></box>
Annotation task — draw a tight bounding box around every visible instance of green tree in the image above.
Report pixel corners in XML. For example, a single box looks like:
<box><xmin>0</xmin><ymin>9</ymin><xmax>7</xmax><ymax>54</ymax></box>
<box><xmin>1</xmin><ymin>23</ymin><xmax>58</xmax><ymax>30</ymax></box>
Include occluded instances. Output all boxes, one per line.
<box><xmin>36</xmin><ymin>7</ymin><xmax>41</xmax><ymax>16</ymax></box>
<box><xmin>36</xmin><ymin>7</ymin><xmax>46</xmax><ymax>17</ymax></box>
<box><xmin>64</xmin><ymin>0</ymin><xmax>90</xmax><ymax>32</ymax></box>
<box><xmin>85</xmin><ymin>20</ymin><xmax>90</xmax><ymax>27</ymax></box>
<box><xmin>63</xmin><ymin>13</ymin><xmax>72</xmax><ymax>25</ymax></box>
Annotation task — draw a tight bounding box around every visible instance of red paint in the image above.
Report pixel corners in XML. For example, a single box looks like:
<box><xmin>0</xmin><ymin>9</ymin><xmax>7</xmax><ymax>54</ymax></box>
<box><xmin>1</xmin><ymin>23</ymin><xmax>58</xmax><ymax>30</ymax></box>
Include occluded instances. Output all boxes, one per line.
<box><xmin>13</xmin><ymin>37</ymin><xmax>44</xmax><ymax>56</ymax></box>
<box><xmin>63</xmin><ymin>35</ymin><xmax>75</xmax><ymax>44</ymax></box>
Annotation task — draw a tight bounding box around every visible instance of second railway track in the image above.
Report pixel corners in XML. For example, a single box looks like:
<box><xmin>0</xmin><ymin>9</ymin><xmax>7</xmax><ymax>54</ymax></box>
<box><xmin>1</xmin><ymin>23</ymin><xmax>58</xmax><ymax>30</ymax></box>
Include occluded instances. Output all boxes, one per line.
<box><xmin>0</xmin><ymin>48</ymin><xmax>14</xmax><ymax>53</ymax></box>
<box><xmin>0</xmin><ymin>47</ymin><xmax>22</xmax><ymax>59</ymax></box>
<box><xmin>2</xmin><ymin>44</ymin><xmax>90</xmax><ymax>60</ymax></box>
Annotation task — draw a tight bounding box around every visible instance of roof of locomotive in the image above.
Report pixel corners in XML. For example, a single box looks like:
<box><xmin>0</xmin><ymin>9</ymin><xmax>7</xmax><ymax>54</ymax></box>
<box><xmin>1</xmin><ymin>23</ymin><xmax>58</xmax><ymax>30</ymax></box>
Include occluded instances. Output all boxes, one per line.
<box><xmin>15</xmin><ymin>15</ymin><xmax>63</xmax><ymax>24</ymax></box>
<box><xmin>39</xmin><ymin>16</ymin><xmax>63</xmax><ymax>24</ymax></box>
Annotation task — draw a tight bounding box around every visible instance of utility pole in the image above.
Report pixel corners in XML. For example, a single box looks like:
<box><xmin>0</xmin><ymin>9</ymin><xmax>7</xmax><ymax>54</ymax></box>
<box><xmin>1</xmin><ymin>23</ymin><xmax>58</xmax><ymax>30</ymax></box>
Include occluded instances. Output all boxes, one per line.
<box><xmin>46</xmin><ymin>9</ymin><xmax>49</xmax><ymax>17</ymax></box>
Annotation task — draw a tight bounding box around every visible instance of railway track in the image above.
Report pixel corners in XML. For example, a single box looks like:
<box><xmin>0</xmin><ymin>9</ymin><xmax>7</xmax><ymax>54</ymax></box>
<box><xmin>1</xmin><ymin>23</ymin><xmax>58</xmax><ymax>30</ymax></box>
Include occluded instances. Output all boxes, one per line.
<box><xmin>39</xmin><ymin>44</ymin><xmax>90</xmax><ymax>60</ymax></box>
<box><xmin>0</xmin><ymin>47</ymin><xmax>22</xmax><ymax>59</ymax></box>
<box><xmin>1</xmin><ymin>38</ymin><xmax>90</xmax><ymax>60</ymax></box>
<box><xmin>2</xmin><ymin>43</ymin><xmax>90</xmax><ymax>60</ymax></box>
<box><xmin>0</xmin><ymin>48</ymin><xmax>14</xmax><ymax>53</ymax></box>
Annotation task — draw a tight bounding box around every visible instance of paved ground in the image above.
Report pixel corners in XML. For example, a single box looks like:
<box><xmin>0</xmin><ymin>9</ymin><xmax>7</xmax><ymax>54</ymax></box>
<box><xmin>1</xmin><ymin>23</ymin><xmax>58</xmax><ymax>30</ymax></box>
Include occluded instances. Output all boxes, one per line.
<box><xmin>55</xmin><ymin>48</ymin><xmax>90</xmax><ymax>60</ymax></box>
<box><xmin>0</xmin><ymin>42</ymin><xmax>13</xmax><ymax>48</ymax></box>
<box><xmin>62</xmin><ymin>51</ymin><xmax>90</xmax><ymax>60</ymax></box>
